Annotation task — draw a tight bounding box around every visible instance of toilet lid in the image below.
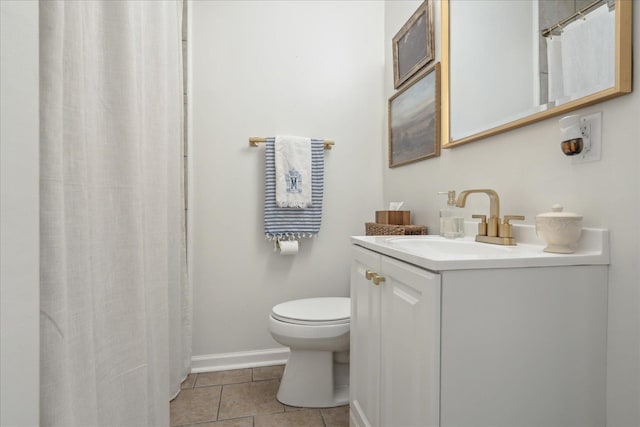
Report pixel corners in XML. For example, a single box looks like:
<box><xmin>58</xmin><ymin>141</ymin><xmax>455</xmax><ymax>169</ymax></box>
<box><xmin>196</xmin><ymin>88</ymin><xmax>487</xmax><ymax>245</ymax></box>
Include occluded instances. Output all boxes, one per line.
<box><xmin>271</xmin><ymin>297</ymin><xmax>350</xmax><ymax>326</ymax></box>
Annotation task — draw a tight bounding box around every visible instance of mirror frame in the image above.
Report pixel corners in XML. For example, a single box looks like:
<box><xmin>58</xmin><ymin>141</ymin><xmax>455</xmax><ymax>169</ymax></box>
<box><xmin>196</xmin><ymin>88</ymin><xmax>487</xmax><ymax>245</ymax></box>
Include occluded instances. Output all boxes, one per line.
<box><xmin>441</xmin><ymin>0</ymin><xmax>632</xmax><ymax>148</ymax></box>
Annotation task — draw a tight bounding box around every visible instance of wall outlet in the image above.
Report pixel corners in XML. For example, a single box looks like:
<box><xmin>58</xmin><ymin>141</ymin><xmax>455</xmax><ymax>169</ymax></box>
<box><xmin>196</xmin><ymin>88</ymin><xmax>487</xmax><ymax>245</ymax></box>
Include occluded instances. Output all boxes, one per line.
<box><xmin>572</xmin><ymin>112</ymin><xmax>602</xmax><ymax>164</ymax></box>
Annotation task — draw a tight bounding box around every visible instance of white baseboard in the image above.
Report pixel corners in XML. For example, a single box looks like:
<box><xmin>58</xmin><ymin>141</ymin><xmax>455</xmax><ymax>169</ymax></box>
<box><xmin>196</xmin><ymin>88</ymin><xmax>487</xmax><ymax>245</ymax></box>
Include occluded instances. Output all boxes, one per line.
<box><xmin>190</xmin><ymin>347</ymin><xmax>290</xmax><ymax>373</ymax></box>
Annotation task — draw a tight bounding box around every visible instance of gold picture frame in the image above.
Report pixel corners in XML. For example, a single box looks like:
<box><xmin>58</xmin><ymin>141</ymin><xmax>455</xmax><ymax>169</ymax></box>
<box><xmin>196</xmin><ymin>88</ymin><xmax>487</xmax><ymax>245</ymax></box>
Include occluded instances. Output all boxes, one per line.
<box><xmin>392</xmin><ymin>0</ymin><xmax>435</xmax><ymax>89</ymax></box>
<box><xmin>389</xmin><ymin>63</ymin><xmax>441</xmax><ymax>168</ymax></box>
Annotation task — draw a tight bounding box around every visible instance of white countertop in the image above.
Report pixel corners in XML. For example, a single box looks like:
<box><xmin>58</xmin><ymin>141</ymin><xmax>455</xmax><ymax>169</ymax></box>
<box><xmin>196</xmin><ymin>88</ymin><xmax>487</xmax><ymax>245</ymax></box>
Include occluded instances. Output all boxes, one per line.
<box><xmin>351</xmin><ymin>224</ymin><xmax>609</xmax><ymax>271</ymax></box>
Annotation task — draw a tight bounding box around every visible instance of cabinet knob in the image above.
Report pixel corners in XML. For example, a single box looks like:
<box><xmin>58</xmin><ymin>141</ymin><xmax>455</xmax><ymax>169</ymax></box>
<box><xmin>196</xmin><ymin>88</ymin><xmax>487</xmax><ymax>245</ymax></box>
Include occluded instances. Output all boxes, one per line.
<box><xmin>372</xmin><ymin>274</ymin><xmax>386</xmax><ymax>285</ymax></box>
<box><xmin>365</xmin><ymin>270</ymin><xmax>385</xmax><ymax>285</ymax></box>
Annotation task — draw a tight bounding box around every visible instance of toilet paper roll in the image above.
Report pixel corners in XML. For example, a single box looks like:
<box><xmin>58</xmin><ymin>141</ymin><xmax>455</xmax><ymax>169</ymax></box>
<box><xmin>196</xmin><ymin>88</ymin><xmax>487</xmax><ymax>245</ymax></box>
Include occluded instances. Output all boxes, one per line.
<box><xmin>278</xmin><ymin>240</ymin><xmax>299</xmax><ymax>255</ymax></box>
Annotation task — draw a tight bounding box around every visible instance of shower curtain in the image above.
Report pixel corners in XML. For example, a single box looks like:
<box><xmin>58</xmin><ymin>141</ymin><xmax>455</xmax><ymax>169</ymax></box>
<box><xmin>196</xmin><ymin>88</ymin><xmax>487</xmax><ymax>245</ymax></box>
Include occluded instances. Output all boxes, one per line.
<box><xmin>39</xmin><ymin>1</ymin><xmax>190</xmax><ymax>425</ymax></box>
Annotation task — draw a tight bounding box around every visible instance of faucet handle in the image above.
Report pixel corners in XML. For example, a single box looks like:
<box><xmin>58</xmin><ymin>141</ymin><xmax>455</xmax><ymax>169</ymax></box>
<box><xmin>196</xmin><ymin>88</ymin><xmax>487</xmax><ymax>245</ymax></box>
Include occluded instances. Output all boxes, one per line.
<box><xmin>504</xmin><ymin>215</ymin><xmax>525</xmax><ymax>224</ymax></box>
<box><xmin>499</xmin><ymin>215</ymin><xmax>525</xmax><ymax>238</ymax></box>
<box><xmin>472</xmin><ymin>214</ymin><xmax>487</xmax><ymax>236</ymax></box>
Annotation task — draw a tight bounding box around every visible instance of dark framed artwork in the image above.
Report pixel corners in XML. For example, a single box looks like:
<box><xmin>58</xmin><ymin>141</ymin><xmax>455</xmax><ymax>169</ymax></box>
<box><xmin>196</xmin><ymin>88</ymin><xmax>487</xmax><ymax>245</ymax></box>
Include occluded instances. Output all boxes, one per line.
<box><xmin>392</xmin><ymin>0</ymin><xmax>435</xmax><ymax>89</ymax></box>
<box><xmin>388</xmin><ymin>63</ymin><xmax>440</xmax><ymax>168</ymax></box>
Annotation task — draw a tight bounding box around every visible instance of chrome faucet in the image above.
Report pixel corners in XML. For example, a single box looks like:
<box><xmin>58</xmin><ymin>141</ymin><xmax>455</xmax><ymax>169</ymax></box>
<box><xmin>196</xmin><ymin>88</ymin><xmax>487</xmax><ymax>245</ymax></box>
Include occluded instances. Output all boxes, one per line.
<box><xmin>455</xmin><ymin>189</ymin><xmax>524</xmax><ymax>245</ymax></box>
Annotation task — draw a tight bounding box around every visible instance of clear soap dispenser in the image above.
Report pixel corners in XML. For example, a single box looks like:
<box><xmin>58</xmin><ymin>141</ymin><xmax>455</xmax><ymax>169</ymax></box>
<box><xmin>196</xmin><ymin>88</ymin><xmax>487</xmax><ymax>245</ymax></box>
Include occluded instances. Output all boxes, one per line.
<box><xmin>438</xmin><ymin>191</ymin><xmax>464</xmax><ymax>238</ymax></box>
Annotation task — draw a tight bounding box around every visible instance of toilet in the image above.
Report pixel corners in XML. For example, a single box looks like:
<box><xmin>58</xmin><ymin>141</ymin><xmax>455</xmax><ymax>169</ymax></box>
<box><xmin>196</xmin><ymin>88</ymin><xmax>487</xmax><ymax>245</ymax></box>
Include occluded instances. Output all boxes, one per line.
<box><xmin>268</xmin><ymin>297</ymin><xmax>350</xmax><ymax>408</ymax></box>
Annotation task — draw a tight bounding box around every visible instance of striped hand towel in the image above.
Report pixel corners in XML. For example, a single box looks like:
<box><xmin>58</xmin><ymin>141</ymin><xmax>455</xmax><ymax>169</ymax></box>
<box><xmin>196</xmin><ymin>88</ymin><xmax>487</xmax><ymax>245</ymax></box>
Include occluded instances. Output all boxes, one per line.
<box><xmin>264</xmin><ymin>137</ymin><xmax>324</xmax><ymax>240</ymax></box>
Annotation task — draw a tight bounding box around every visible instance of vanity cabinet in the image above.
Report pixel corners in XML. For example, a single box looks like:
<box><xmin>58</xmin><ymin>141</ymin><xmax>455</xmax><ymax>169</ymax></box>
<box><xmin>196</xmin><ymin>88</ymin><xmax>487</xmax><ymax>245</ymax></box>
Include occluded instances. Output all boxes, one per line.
<box><xmin>350</xmin><ymin>245</ymin><xmax>441</xmax><ymax>427</ymax></box>
<box><xmin>350</xmin><ymin>243</ymin><xmax>608</xmax><ymax>427</ymax></box>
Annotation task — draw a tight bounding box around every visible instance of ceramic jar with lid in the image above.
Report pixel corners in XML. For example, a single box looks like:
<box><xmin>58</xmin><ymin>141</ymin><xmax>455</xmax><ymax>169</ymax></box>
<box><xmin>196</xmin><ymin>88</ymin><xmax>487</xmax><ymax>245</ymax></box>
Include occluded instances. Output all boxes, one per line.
<box><xmin>535</xmin><ymin>205</ymin><xmax>583</xmax><ymax>253</ymax></box>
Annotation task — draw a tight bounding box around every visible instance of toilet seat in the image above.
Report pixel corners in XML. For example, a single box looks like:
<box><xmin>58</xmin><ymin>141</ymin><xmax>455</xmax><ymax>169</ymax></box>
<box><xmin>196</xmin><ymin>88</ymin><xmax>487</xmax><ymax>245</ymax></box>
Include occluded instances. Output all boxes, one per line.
<box><xmin>271</xmin><ymin>297</ymin><xmax>350</xmax><ymax>326</ymax></box>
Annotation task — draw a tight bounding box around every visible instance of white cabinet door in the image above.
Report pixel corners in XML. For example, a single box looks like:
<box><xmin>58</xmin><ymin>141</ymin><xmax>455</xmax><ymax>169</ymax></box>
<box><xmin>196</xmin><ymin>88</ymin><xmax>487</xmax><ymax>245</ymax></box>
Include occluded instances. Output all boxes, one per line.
<box><xmin>350</xmin><ymin>246</ymin><xmax>382</xmax><ymax>427</ymax></box>
<box><xmin>380</xmin><ymin>256</ymin><xmax>441</xmax><ymax>427</ymax></box>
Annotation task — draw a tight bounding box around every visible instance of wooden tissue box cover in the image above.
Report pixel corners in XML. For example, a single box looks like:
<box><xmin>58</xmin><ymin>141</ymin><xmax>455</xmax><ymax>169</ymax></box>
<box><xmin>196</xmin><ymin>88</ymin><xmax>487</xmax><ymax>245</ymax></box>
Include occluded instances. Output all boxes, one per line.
<box><xmin>375</xmin><ymin>210</ymin><xmax>410</xmax><ymax>225</ymax></box>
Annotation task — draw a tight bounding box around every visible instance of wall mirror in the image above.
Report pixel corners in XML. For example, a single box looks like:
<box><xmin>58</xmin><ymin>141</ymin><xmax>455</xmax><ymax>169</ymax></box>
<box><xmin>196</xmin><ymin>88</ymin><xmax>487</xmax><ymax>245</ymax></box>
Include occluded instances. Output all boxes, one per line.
<box><xmin>441</xmin><ymin>0</ymin><xmax>632</xmax><ymax>148</ymax></box>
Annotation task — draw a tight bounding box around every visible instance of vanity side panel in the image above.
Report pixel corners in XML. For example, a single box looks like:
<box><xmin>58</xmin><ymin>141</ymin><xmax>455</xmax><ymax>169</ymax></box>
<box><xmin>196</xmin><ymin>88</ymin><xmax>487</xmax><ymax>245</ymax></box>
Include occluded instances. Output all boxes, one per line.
<box><xmin>440</xmin><ymin>266</ymin><xmax>607</xmax><ymax>427</ymax></box>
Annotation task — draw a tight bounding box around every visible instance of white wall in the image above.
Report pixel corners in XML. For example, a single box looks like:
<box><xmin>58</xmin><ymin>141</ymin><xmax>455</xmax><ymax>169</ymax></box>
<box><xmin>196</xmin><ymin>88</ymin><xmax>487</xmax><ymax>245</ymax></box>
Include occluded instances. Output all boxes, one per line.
<box><xmin>0</xmin><ymin>1</ymin><xmax>39</xmax><ymax>425</ymax></box>
<box><xmin>384</xmin><ymin>1</ymin><xmax>639</xmax><ymax>426</ymax></box>
<box><xmin>191</xmin><ymin>1</ymin><xmax>384</xmax><ymax>362</ymax></box>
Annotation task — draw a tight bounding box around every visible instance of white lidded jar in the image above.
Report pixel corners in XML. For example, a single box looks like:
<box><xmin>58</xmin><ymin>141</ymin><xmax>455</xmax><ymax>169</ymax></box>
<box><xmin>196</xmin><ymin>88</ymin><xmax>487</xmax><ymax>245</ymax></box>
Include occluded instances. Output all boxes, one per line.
<box><xmin>535</xmin><ymin>204</ymin><xmax>583</xmax><ymax>253</ymax></box>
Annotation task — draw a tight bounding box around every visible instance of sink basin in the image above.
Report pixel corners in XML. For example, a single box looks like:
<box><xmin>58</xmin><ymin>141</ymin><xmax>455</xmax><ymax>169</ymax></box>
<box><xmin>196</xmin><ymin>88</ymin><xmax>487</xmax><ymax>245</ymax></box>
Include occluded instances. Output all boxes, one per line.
<box><xmin>385</xmin><ymin>236</ymin><xmax>520</xmax><ymax>259</ymax></box>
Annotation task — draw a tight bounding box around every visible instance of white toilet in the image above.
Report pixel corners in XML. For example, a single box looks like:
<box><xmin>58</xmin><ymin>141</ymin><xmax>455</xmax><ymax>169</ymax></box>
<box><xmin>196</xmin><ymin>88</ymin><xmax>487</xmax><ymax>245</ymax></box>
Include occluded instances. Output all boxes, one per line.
<box><xmin>268</xmin><ymin>297</ymin><xmax>350</xmax><ymax>408</ymax></box>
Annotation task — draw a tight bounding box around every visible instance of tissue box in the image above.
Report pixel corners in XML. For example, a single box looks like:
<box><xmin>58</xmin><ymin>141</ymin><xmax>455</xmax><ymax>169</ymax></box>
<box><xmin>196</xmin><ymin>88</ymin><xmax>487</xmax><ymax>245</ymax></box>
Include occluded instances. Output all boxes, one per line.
<box><xmin>375</xmin><ymin>210</ymin><xmax>411</xmax><ymax>225</ymax></box>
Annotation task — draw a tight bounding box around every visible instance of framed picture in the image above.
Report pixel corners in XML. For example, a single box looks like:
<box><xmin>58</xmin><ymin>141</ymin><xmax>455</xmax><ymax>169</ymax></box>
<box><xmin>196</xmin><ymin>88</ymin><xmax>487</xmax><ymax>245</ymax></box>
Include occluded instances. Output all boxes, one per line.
<box><xmin>392</xmin><ymin>0</ymin><xmax>434</xmax><ymax>89</ymax></box>
<box><xmin>388</xmin><ymin>63</ymin><xmax>440</xmax><ymax>168</ymax></box>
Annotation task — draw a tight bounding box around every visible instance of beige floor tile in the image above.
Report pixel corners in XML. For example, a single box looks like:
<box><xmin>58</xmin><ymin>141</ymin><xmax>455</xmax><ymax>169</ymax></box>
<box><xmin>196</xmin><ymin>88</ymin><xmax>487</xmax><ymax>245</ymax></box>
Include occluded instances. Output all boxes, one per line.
<box><xmin>284</xmin><ymin>404</ymin><xmax>304</xmax><ymax>412</ymax></box>
<box><xmin>180</xmin><ymin>373</ymin><xmax>197</xmax><ymax>389</ymax></box>
<box><xmin>170</xmin><ymin>386</ymin><xmax>221</xmax><ymax>426</ymax></box>
<box><xmin>252</xmin><ymin>365</ymin><xmax>284</xmax><ymax>381</ymax></box>
<box><xmin>191</xmin><ymin>417</ymin><xmax>253</xmax><ymax>427</ymax></box>
<box><xmin>254</xmin><ymin>408</ymin><xmax>324</xmax><ymax>427</ymax></box>
<box><xmin>195</xmin><ymin>369</ymin><xmax>252</xmax><ymax>387</ymax></box>
<box><xmin>321</xmin><ymin>405</ymin><xmax>350</xmax><ymax>427</ymax></box>
<box><xmin>218</xmin><ymin>379</ymin><xmax>284</xmax><ymax>420</ymax></box>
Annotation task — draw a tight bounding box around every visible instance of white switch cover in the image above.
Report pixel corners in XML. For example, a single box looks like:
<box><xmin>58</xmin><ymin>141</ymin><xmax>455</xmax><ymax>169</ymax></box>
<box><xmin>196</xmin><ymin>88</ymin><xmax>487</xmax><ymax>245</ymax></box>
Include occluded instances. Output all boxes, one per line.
<box><xmin>572</xmin><ymin>112</ymin><xmax>602</xmax><ymax>164</ymax></box>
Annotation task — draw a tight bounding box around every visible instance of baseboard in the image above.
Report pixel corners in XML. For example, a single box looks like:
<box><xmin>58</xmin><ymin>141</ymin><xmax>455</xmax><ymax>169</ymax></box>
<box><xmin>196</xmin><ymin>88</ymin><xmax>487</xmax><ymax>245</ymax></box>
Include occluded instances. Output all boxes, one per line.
<box><xmin>349</xmin><ymin>401</ymin><xmax>367</xmax><ymax>427</ymax></box>
<box><xmin>190</xmin><ymin>347</ymin><xmax>290</xmax><ymax>373</ymax></box>
<box><xmin>349</xmin><ymin>410</ymin><xmax>360</xmax><ymax>427</ymax></box>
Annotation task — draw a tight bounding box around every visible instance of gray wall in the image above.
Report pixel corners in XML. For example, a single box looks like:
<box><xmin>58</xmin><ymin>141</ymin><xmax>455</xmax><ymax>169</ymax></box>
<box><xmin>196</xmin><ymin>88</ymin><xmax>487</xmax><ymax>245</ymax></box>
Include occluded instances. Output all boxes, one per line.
<box><xmin>0</xmin><ymin>1</ymin><xmax>39</xmax><ymax>424</ymax></box>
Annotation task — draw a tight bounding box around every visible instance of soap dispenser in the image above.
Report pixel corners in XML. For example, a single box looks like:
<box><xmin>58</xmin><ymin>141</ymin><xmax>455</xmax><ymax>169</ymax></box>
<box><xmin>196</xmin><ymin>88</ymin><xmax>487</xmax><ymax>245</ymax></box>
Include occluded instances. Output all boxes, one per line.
<box><xmin>438</xmin><ymin>191</ymin><xmax>464</xmax><ymax>238</ymax></box>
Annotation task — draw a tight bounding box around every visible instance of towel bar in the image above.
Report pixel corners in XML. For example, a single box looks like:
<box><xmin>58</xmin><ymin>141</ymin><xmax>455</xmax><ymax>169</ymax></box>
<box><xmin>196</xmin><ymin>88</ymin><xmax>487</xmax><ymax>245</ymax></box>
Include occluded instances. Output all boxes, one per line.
<box><xmin>249</xmin><ymin>137</ymin><xmax>335</xmax><ymax>150</ymax></box>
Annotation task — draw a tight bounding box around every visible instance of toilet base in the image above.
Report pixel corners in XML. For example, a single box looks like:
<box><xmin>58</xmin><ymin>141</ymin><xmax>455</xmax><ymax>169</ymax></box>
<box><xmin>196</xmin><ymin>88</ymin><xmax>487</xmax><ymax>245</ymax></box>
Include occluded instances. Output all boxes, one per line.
<box><xmin>276</xmin><ymin>350</ymin><xmax>349</xmax><ymax>408</ymax></box>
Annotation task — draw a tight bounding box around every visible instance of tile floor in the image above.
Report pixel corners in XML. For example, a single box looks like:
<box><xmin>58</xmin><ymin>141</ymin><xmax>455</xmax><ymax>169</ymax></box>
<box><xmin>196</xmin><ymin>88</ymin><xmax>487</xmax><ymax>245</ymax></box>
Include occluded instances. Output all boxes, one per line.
<box><xmin>171</xmin><ymin>365</ymin><xmax>349</xmax><ymax>427</ymax></box>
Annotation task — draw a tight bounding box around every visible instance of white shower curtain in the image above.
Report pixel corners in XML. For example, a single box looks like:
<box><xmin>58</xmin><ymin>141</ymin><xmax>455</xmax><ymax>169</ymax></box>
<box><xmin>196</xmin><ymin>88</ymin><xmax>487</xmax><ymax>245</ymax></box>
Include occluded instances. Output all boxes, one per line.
<box><xmin>39</xmin><ymin>1</ymin><xmax>190</xmax><ymax>426</ymax></box>
<box><xmin>546</xmin><ymin>4</ymin><xmax>615</xmax><ymax>105</ymax></box>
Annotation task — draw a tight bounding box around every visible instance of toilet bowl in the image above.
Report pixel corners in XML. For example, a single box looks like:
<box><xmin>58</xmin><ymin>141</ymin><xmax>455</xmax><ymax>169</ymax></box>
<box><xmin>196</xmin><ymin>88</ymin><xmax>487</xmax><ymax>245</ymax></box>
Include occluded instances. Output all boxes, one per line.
<box><xmin>268</xmin><ymin>297</ymin><xmax>350</xmax><ymax>408</ymax></box>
